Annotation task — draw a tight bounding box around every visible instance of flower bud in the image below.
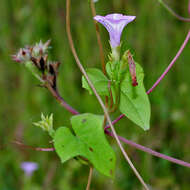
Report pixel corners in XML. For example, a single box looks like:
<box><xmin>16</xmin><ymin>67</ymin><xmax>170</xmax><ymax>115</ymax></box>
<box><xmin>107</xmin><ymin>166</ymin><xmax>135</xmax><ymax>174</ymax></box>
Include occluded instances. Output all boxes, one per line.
<box><xmin>33</xmin><ymin>113</ymin><xmax>54</xmax><ymax>137</ymax></box>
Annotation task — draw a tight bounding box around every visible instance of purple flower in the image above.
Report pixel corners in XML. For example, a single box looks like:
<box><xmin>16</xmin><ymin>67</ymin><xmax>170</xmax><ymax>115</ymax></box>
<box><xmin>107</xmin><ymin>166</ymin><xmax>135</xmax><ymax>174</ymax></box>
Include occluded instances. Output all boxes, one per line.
<box><xmin>21</xmin><ymin>162</ymin><xmax>38</xmax><ymax>177</ymax></box>
<box><xmin>94</xmin><ymin>14</ymin><xmax>136</xmax><ymax>48</ymax></box>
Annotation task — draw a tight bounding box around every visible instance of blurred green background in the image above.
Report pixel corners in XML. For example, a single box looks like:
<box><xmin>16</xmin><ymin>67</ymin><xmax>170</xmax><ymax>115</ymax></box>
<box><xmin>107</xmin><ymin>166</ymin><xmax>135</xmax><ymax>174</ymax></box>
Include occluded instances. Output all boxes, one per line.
<box><xmin>0</xmin><ymin>0</ymin><xmax>190</xmax><ymax>189</ymax></box>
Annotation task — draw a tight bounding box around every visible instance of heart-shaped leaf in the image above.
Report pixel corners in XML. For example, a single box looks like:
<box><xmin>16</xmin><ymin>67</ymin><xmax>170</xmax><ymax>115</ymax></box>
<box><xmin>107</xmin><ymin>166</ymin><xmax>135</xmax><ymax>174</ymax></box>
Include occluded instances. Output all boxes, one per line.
<box><xmin>54</xmin><ymin>113</ymin><xmax>116</xmax><ymax>178</ymax></box>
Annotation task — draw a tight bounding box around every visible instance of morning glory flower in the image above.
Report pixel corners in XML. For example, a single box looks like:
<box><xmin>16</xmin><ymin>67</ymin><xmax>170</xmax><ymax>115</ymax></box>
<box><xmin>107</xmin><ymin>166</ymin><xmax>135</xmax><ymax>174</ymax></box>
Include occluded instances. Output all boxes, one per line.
<box><xmin>94</xmin><ymin>13</ymin><xmax>136</xmax><ymax>48</ymax></box>
<box><xmin>21</xmin><ymin>162</ymin><xmax>38</xmax><ymax>177</ymax></box>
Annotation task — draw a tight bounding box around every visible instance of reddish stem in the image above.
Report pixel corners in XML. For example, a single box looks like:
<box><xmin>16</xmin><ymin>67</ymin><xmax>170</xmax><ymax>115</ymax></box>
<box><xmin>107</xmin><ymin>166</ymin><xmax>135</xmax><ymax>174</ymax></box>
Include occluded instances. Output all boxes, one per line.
<box><xmin>146</xmin><ymin>30</ymin><xmax>190</xmax><ymax>94</ymax></box>
<box><xmin>105</xmin><ymin>130</ymin><xmax>190</xmax><ymax>168</ymax></box>
<box><xmin>13</xmin><ymin>141</ymin><xmax>55</xmax><ymax>151</ymax></box>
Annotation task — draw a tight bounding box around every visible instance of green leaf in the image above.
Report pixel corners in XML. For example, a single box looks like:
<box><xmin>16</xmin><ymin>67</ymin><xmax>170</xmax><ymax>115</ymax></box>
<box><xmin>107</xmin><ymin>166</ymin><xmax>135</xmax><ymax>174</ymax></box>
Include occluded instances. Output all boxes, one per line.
<box><xmin>119</xmin><ymin>63</ymin><xmax>151</xmax><ymax>130</ymax></box>
<box><xmin>54</xmin><ymin>113</ymin><xmax>116</xmax><ymax>178</ymax></box>
<box><xmin>82</xmin><ymin>68</ymin><xmax>109</xmax><ymax>96</ymax></box>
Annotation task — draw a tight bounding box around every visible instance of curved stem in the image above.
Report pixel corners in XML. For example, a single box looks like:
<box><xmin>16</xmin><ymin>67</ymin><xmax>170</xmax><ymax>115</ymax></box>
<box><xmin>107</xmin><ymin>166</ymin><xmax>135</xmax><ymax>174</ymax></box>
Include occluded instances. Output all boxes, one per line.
<box><xmin>158</xmin><ymin>0</ymin><xmax>190</xmax><ymax>22</ymax></box>
<box><xmin>66</xmin><ymin>0</ymin><xmax>149</xmax><ymax>189</ymax></box>
<box><xmin>105</xmin><ymin>130</ymin><xmax>190</xmax><ymax>168</ymax></box>
<box><xmin>86</xmin><ymin>167</ymin><xmax>93</xmax><ymax>190</ymax></box>
<box><xmin>46</xmin><ymin>83</ymin><xmax>79</xmax><ymax>115</ymax></box>
<box><xmin>147</xmin><ymin>30</ymin><xmax>190</xmax><ymax>94</ymax></box>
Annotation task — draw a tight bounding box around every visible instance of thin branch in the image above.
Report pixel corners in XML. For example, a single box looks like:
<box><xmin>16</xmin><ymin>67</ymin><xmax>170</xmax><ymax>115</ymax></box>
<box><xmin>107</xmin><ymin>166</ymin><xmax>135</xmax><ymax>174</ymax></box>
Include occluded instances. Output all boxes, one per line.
<box><xmin>86</xmin><ymin>167</ymin><xmax>93</xmax><ymax>190</ymax></box>
<box><xmin>157</xmin><ymin>0</ymin><xmax>190</xmax><ymax>22</ymax></box>
<box><xmin>147</xmin><ymin>30</ymin><xmax>190</xmax><ymax>94</ymax></box>
<box><xmin>13</xmin><ymin>132</ymin><xmax>190</xmax><ymax>169</ymax></box>
<box><xmin>45</xmin><ymin>83</ymin><xmax>79</xmax><ymax>115</ymax></box>
<box><xmin>90</xmin><ymin>0</ymin><xmax>106</xmax><ymax>74</ymax></box>
<box><xmin>66</xmin><ymin>0</ymin><xmax>149</xmax><ymax>189</ymax></box>
<box><xmin>189</xmin><ymin>0</ymin><xmax>190</xmax><ymax>15</ymax></box>
<box><xmin>12</xmin><ymin>141</ymin><xmax>55</xmax><ymax>151</ymax></box>
<box><xmin>105</xmin><ymin>130</ymin><xmax>190</xmax><ymax>168</ymax></box>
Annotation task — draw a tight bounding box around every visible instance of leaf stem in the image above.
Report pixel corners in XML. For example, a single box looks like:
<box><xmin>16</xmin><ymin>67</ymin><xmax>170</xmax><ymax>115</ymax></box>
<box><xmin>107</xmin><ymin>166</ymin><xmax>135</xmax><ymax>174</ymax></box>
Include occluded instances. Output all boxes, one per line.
<box><xmin>86</xmin><ymin>167</ymin><xmax>93</xmax><ymax>190</ymax></box>
<box><xmin>157</xmin><ymin>0</ymin><xmax>190</xmax><ymax>22</ymax></box>
<box><xmin>66</xmin><ymin>0</ymin><xmax>149</xmax><ymax>189</ymax></box>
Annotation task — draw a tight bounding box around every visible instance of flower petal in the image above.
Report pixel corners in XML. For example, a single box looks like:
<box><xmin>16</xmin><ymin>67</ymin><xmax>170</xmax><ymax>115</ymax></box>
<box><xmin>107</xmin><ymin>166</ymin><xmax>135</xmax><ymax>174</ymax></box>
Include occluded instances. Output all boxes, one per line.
<box><xmin>94</xmin><ymin>14</ymin><xmax>136</xmax><ymax>48</ymax></box>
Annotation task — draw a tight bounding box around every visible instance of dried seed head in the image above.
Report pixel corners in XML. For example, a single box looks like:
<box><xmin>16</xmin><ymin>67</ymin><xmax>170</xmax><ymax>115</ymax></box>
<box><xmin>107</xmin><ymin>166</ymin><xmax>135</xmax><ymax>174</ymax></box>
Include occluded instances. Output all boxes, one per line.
<box><xmin>12</xmin><ymin>48</ymin><xmax>31</xmax><ymax>63</ymax></box>
<box><xmin>32</xmin><ymin>40</ymin><xmax>51</xmax><ymax>57</ymax></box>
<box><xmin>12</xmin><ymin>40</ymin><xmax>61</xmax><ymax>87</ymax></box>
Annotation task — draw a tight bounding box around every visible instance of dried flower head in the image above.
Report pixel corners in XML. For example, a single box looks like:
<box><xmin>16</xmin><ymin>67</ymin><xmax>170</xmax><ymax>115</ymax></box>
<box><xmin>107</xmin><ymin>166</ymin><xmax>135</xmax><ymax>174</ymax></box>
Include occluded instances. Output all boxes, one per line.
<box><xmin>94</xmin><ymin>14</ymin><xmax>136</xmax><ymax>48</ymax></box>
<box><xmin>32</xmin><ymin>40</ymin><xmax>51</xmax><ymax>57</ymax></box>
<box><xmin>12</xmin><ymin>48</ymin><xmax>31</xmax><ymax>63</ymax></box>
<box><xmin>12</xmin><ymin>40</ymin><xmax>61</xmax><ymax>86</ymax></box>
<box><xmin>12</xmin><ymin>40</ymin><xmax>51</xmax><ymax>63</ymax></box>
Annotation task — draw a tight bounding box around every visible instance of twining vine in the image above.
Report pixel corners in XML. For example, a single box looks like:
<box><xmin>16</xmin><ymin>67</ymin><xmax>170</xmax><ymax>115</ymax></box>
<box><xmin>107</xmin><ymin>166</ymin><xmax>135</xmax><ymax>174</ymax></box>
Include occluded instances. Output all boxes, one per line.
<box><xmin>12</xmin><ymin>0</ymin><xmax>190</xmax><ymax>189</ymax></box>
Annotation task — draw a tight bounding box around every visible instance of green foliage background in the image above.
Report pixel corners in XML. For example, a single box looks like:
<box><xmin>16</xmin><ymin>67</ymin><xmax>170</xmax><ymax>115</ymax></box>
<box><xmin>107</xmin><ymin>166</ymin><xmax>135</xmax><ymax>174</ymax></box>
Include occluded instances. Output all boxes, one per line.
<box><xmin>0</xmin><ymin>0</ymin><xmax>190</xmax><ymax>189</ymax></box>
